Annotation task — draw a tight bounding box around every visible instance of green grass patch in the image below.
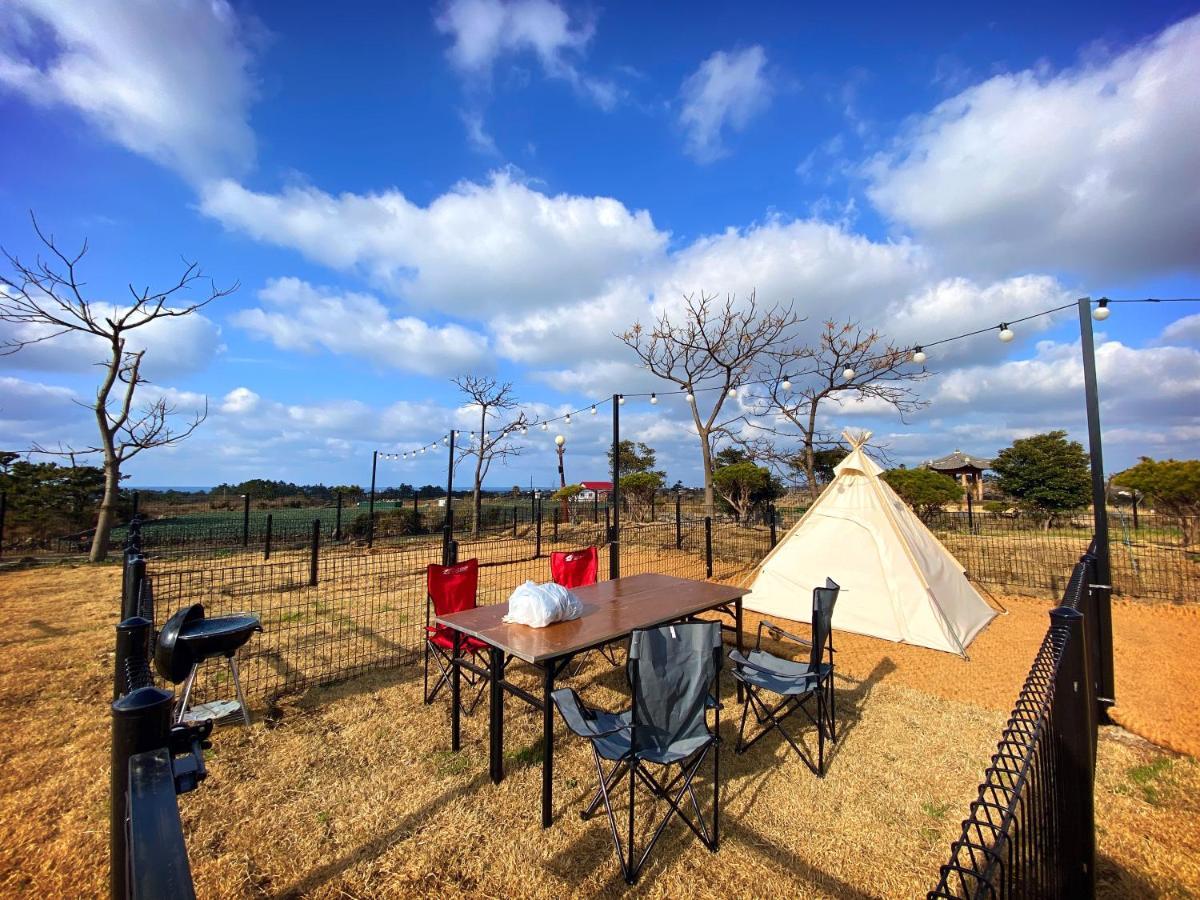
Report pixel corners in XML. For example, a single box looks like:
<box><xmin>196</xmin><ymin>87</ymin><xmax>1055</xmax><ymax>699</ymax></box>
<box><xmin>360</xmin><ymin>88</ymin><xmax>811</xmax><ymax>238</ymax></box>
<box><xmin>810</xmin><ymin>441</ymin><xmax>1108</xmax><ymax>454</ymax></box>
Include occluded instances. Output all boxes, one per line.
<box><xmin>921</xmin><ymin>800</ymin><xmax>952</xmax><ymax>821</ymax></box>
<box><xmin>429</xmin><ymin>749</ymin><xmax>471</xmax><ymax>777</ymax></box>
<box><xmin>504</xmin><ymin>743</ymin><xmax>544</xmax><ymax>768</ymax></box>
<box><xmin>1127</xmin><ymin>756</ymin><xmax>1174</xmax><ymax>805</ymax></box>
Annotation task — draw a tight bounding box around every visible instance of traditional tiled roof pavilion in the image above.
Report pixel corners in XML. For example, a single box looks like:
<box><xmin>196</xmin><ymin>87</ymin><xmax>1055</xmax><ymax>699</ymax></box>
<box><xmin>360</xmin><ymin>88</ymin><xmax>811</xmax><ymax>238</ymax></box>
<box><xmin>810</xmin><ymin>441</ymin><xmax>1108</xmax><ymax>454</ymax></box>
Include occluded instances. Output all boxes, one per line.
<box><xmin>924</xmin><ymin>450</ymin><xmax>991</xmax><ymax>500</ymax></box>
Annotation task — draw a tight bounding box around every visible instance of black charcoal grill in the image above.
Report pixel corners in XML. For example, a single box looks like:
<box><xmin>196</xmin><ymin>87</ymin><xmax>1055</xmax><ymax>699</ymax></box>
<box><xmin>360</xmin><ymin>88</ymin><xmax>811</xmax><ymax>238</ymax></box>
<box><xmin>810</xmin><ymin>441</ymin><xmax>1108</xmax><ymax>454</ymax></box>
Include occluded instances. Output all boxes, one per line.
<box><xmin>155</xmin><ymin>603</ymin><xmax>262</xmax><ymax>727</ymax></box>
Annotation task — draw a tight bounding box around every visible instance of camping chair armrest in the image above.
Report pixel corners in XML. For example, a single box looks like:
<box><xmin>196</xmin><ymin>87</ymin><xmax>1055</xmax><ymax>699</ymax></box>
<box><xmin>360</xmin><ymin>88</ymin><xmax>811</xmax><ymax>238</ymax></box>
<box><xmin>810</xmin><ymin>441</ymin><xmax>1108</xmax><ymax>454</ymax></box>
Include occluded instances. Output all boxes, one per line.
<box><xmin>729</xmin><ymin>649</ymin><xmax>788</xmax><ymax>677</ymax></box>
<box><xmin>756</xmin><ymin>619</ymin><xmax>812</xmax><ymax>650</ymax></box>
<box><xmin>551</xmin><ymin>688</ymin><xmax>629</xmax><ymax>740</ymax></box>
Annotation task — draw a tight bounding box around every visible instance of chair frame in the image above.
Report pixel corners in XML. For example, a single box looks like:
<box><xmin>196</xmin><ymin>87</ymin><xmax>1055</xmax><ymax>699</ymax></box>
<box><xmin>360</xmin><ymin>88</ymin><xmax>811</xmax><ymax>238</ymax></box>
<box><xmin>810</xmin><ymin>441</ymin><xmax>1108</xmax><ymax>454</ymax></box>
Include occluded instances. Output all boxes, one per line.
<box><xmin>551</xmin><ymin>547</ymin><xmax>621</xmax><ymax>675</ymax></box>
<box><xmin>730</xmin><ymin>583</ymin><xmax>838</xmax><ymax>776</ymax></box>
<box><xmin>423</xmin><ymin>561</ymin><xmax>489</xmax><ymax>715</ymax></box>
<box><xmin>554</xmin><ymin>623</ymin><xmax>722</xmax><ymax>885</ymax></box>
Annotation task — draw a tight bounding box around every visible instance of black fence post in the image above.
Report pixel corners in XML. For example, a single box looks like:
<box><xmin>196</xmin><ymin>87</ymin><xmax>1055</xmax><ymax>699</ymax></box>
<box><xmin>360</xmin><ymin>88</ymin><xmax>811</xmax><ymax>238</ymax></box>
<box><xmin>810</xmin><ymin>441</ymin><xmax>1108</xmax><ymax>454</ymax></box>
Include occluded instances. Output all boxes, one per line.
<box><xmin>111</xmin><ymin>681</ymin><xmax>174</xmax><ymax>900</ymax></box>
<box><xmin>966</xmin><ymin>490</ymin><xmax>974</xmax><ymax>531</ymax></box>
<box><xmin>113</xmin><ymin>615</ymin><xmax>152</xmax><ymax>701</ymax></box>
<box><xmin>512</xmin><ymin>506</ymin><xmax>518</xmax><ymax>537</ymax></box>
<box><xmin>122</xmin><ymin>555</ymin><xmax>146</xmax><ymax>622</ymax></box>
<box><xmin>650</xmin><ymin>493</ymin><xmax>656</xmax><ymax>523</ymax></box>
<box><xmin>610</xmin><ymin>394</ymin><xmax>620</xmax><ymax>580</ymax></box>
<box><xmin>264</xmin><ymin>514</ymin><xmax>273</xmax><ymax>561</ymax></box>
<box><xmin>769</xmin><ymin>504</ymin><xmax>778</xmax><ymax>548</ymax></box>
<box><xmin>535</xmin><ymin>499</ymin><xmax>543</xmax><ymax>558</ymax></box>
<box><xmin>309</xmin><ymin>519</ymin><xmax>320</xmax><ymax>587</ymax></box>
<box><xmin>241</xmin><ymin>494</ymin><xmax>250</xmax><ymax>547</ymax></box>
<box><xmin>0</xmin><ymin>491</ymin><xmax>6</xmax><ymax>561</ymax></box>
<box><xmin>1050</xmin><ymin>605</ymin><xmax>1096</xmax><ymax>897</ymax></box>
<box><xmin>335</xmin><ymin>492</ymin><xmax>343</xmax><ymax>540</ymax></box>
<box><xmin>368</xmin><ymin>449</ymin><xmax>378</xmax><ymax>549</ymax></box>
<box><xmin>675</xmin><ymin>491</ymin><xmax>682</xmax><ymax>550</ymax></box>
<box><xmin>593</xmin><ymin>493</ymin><xmax>598</xmax><ymax>523</ymax></box>
<box><xmin>131</xmin><ymin>490</ymin><xmax>140</xmax><ymax>521</ymax></box>
<box><xmin>553</xmin><ymin>506</ymin><xmax>560</xmax><ymax>542</ymax></box>
<box><xmin>704</xmin><ymin>517</ymin><xmax>713</xmax><ymax>579</ymax></box>
<box><xmin>1131</xmin><ymin>496</ymin><xmax>1139</xmax><ymax>530</ymax></box>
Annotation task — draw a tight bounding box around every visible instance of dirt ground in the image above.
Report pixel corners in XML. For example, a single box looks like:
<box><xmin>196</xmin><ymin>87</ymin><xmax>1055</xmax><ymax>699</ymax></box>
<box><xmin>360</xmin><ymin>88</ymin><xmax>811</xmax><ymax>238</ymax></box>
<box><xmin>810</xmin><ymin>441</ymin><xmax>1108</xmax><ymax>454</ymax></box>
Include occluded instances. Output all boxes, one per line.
<box><xmin>1</xmin><ymin>563</ymin><xmax>1198</xmax><ymax>898</ymax></box>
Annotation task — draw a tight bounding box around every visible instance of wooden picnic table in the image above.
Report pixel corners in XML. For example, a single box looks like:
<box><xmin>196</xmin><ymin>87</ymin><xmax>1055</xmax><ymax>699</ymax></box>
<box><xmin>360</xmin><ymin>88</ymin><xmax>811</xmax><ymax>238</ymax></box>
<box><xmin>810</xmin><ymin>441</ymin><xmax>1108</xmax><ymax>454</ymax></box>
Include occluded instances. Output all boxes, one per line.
<box><xmin>437</xmin><ymin>573</ymin><xmax>747</xmax><ymax>827</ymax></box>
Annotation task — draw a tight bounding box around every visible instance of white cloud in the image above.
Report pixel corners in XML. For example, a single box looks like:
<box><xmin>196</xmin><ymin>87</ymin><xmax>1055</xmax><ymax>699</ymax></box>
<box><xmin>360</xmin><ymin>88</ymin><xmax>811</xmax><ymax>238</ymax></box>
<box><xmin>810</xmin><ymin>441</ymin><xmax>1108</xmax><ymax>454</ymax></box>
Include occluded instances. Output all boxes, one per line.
<box><xmin>867</xmin><ymin>15</ymin><xmax>1200</xmax><ymax>280</ymax></box>
<box><xmin>435</xmin><ymin>0</ymin><xmax>616</xmax><ymax>109</ymax></box>
<box><xmin>0</xmin><ymin>0</ymin><xmax>258</xmax><ymax>182</ymax></box>
<box><xmin>0</xmin><ymin>375</ymin><xmax>75</xmax><ymax>421</ymax></box>
<box><xmin>201</xmin><ymin>172</ymin><xmax>667</xmax><ymax>316</ymax></box>
<box><xmin>1161</xmin><ymin>312</ymin><xmax>1200</xmax><ymax>344</ymax></box>
<box><xmin>232</xmin><ymin>277</ymin><xmax>491</xmax><ymax>376</ymax></box>
<box><xmin>461</xmin><ymin>108</ymin><xmax>498</xmax><ymax>154</ymax></box>
<box><xmin>679</xmin><ymin>46</ymin><xmax>771</xmax><ymax>163</ymax></box>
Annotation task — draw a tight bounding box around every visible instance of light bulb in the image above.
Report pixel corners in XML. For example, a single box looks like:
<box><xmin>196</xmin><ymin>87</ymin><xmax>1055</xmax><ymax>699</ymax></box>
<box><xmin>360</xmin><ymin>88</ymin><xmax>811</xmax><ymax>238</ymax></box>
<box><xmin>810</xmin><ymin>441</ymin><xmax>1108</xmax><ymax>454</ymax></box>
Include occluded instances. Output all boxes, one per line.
<box><xmin>520</xmin><ymin>426</ymin><xmax>528</xmax><ymax>435</ymax></box>
<box><xmin>541</xmin><ymin>422</ymin><xmax>548</xmax><ymax>431</ymax></box>
<box><xmin>1093</xmin><ymin>299</ymin><xmax>1110</xmax><ymax>321</ymax></box>
<box><xmin>618</xmin><ymin>395</ymin><xmax>625</xmax><ymax>406</ymax></box>
<box><xmin>565</xmin><ymin>413</ymin><xmax>571</xmax><ymax>425</ymax></box>
<box><xmin>650</xmin><ymin>393</ymin><xmax>658</xmax><ymax>405</ymax></box>
<box><xmin>686</xmin><ymin>391</ymin><xmax>695</xmax><ymax>403</ymax></box>
<box><xmin>727</xmin><ymin>387</ymin><xmax>737</xmax><ymax>398</ymax></box>
<box><xmin>591</xmin><ymin>405</ymin><xmax>597</xmax><ymax>415</ymax></box>
<box><xmin>780</xmin><ymin>378</ymin><xmax>792</xmax><ymax>391</ymax></box>
<box><xmin>912</xmin><ymin>347</ymin><xmax>926</xmax><ymax>365</ymax></box>
<box><xmin>998</xmin><ymin>324</ymin><xmax>1015</xmax><ymax>343</ymax></box>
<box><xmin>554</xmin><ymin>434</ymin><xmax>565</xmax><ymax>447</ymax></box>
<box><xmin>842</xmin><ymin>368</ymin><xmax>856</xmax><ymax>381</ymax></box>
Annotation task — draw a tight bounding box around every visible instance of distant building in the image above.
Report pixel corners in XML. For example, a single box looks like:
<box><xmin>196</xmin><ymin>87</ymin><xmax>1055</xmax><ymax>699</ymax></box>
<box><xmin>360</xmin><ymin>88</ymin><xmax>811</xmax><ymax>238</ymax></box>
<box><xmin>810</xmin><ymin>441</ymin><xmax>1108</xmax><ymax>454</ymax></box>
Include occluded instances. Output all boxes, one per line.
<box><xmin>924</xmin><ymin>450</ymin><xmax>991</xmax><ymax>501</ymax></box>
<box><xmin>578</xmin><ymin>480</ymin><xmax>613</xmax><ymax>502</ymax></box>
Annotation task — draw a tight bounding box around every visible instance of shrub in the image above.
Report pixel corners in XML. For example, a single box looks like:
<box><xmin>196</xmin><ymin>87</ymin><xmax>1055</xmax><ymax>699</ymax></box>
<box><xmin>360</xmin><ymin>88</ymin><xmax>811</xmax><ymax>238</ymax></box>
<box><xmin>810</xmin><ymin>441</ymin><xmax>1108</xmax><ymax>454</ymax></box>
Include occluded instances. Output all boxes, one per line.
<box><xmin>348</xmin><ymin>508</ymin><xmax>423</xmax><ymax>539</ymax></box>
<box><xmin>882</xmin><ymin>468</ymin><xmax>963</xmax><ymax>522</ymax></box>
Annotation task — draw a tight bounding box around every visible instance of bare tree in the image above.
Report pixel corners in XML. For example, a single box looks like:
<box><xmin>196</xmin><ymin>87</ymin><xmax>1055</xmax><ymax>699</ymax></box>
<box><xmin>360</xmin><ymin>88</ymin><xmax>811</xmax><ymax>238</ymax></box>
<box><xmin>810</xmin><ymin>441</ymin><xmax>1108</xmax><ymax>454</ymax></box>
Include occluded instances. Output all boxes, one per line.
<box><xmin>1</xmin><ymin>215</ymin><xmax>236</xmax><ymax>561</ymax></box>
<box><xmin>619</xmin><ymin>291</ymin><xmax>801</xmax><ymax>516</ymax></box>
<box><xmin>452</xmin><ymin>375</ymin><xmax>528</xmax><ymax>537</ymax></box>
<box><xmin>745</xmin><ymin>320</ymin><xmax>929</xmax><ymax>500</ymax></box>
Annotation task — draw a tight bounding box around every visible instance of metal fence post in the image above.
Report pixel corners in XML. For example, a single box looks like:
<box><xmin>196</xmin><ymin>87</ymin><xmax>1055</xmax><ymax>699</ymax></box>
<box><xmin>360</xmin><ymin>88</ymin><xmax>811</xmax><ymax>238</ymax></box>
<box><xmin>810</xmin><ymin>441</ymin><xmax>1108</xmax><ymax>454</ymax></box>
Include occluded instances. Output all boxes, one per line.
<box><xmin>512</xmin><ymin>506</ymin><xmax>518</xmax><ymax>538</ymax></box>
<box><xmin>593</xmin><ymin>493</ymin><xmax>598</xmax><ymax>524</ymax></box>
<box><xmin>241</xmin><ymin>494</ymin><xmax>250</xmax><ymax>547</ymax></box>
<box><xmin>368</xmin><ymin>449</ymin><xmax>378</xmax><ymax>549</ymax></box>
<box><xmin>769</xmin><ymin>503</ymin><xmax>778</xmax><ymax>548</ymax></box>
<box><xmin>122</xmin><ymin>555</ymin><xmax>146</xmax><ymax>622</ymax></box>
<box><xmin>553</xmin><ymin>506</ymin><xmax>559</xmax><ymax>542</ymax></box>
<box><xmin>704</xmin><ymin>517</ymin><xmax>713</xmax><ymax>578</ymax></box>
<box><xmin>675</xmin><ymin>491</ymin><xmax>682</xmax><ymax>550</ymax></box>
<box><xmin>966</xmin><ymin>490</ymin><xmax>974</xmax><ymax>532</ymax></box>
<box><xmin>535</xmin><ymin>499</ymin><xmax>542</xmax><ymax>558</ymax></box>
<box><xmin>264</xmin><ymin>514</ymin><xmax>273</xmax><ymax>561</ymax></box>
<box><xmin>111</xmin><ymin>683</ymin><xmax>174</xmax><ymax>900</ymax></box>
<box><xmin>650</xmin><ymin>493</ymin><xmax>656</xmax><ymax>523</ymax></box>
<box><xmin>1050</xmin><ymin>606</ymin><xmax>1096</xmax><ymax>897</ymax></box>
<box><xmin>0</xmin><ymin>491</ymin><xmax>6</xmax><ymax>560</ymax></box>
<box><xmin>335</xmin><ymin>492</ymin><xmax>343</xmax><ymax>540</ymax></box>
<box><xmin>610</xmin><ymin>394</ymin><xmax>620</xmax><ymax>580</ymax></box>
<box><xmin>131</xmin><ymin>490</ymin><xmax>139</xmax><ymax>521</ymax></box>
<box><xmin>113</xmin><ymin>615</ymin><xmax>152</xmax><ymax>701</ymax></box>
<box><xmin>309</xmin><ymin>519</ymin><xmax>320</xmax><ymax>587</ymax></box>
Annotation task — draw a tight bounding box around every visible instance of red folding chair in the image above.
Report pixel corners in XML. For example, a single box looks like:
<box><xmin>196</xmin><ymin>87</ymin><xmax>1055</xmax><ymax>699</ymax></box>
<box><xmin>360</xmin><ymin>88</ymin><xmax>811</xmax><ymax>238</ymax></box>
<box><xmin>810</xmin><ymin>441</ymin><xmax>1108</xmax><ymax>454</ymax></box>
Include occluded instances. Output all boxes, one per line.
<box><xmin>551</xmin><ymin>547</ymin><xmax>618</xmax><ymax>673</ymax></box>
<box><xmin>425</xmin><ymin>559</ymin><xmax>489</xmax><ymax>714</ymax></box>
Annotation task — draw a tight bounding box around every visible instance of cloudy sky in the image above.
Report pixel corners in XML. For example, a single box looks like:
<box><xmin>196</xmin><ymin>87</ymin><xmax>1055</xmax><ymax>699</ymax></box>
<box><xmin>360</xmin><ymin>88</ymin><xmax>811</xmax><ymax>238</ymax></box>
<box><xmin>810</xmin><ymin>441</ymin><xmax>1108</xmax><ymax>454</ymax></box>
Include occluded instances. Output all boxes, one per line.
<box><xmin>1</xmin><ymin>1</ymin><xmax>1198</xmax><ymax>489</ymax></box>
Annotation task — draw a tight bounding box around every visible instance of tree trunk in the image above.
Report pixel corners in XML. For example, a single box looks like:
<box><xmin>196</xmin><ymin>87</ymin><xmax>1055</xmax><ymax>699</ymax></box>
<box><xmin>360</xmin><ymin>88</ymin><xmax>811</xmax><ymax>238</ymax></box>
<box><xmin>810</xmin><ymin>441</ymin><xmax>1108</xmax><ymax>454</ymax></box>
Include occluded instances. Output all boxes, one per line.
<box><xmin>90</xmin><ymin>459</ymin><xmax>120</xmax><ymax>563</ymax></box>
<box><xmin>700</xmin><ymin>430</ymin><xmax>716</xmax><ymax>517</ymax></box>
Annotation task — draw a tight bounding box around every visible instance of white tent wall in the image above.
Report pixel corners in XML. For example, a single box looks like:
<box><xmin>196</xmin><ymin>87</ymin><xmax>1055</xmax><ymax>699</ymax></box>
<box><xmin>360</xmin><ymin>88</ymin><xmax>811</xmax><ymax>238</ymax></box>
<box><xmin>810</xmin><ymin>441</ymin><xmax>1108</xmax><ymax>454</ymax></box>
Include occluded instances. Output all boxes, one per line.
<box><xmin>743</xmin><ymin>432</ymin><xmax>997</xmax><ymax>656</ymax></box>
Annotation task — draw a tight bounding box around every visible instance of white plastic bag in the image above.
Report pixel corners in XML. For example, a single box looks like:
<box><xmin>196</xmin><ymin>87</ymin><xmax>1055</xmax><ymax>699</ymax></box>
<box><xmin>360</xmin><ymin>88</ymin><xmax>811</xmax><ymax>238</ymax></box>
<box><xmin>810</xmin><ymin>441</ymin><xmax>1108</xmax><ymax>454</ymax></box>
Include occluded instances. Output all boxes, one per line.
<box><xmin>502</xmin><ymin>580</ymin><xmax>583</xmax><ymax>628</ymax></box>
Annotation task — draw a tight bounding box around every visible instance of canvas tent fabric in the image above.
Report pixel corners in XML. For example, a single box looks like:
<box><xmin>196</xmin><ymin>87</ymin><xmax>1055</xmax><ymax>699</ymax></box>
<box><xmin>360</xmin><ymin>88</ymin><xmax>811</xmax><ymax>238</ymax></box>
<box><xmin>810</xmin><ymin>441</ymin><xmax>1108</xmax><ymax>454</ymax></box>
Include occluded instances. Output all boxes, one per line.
<box><xmin>744</xmin><ymin>431</ymin><xmax>997</xmax><ymax>656</ymax></box>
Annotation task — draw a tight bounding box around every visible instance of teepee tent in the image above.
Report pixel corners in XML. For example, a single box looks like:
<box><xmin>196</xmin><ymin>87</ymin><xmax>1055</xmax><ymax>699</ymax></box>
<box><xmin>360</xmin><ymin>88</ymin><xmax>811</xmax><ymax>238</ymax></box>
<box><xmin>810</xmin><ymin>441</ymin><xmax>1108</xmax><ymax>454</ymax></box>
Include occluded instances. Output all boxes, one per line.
<box><xmin>744</xmin><ymin>431</ymin><xmax>997</xmax><ymax>656</ymax></box>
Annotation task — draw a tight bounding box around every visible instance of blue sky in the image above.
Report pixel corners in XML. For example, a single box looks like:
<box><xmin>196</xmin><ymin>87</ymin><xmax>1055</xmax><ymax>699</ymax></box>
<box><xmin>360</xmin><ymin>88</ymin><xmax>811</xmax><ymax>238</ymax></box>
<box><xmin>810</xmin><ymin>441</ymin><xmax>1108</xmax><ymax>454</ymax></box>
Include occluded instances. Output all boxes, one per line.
<box><xmin>1</xmin><ymin>0</ymin><xmax>1198</xmax><ymax>490</ymax></box>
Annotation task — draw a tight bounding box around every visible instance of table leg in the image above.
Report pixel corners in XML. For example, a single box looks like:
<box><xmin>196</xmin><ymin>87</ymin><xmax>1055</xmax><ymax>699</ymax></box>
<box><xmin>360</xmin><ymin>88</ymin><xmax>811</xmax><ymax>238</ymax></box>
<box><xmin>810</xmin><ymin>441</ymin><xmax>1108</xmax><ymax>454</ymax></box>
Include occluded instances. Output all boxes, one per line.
<box><xmin>542</xmin><ymin>662</ymin><xmax>555</xmax><ymax>828</ymax></box>
<box><xmin>489</xmin><ymin>646</ymin><xmax>504</xmax><ymax>784</ymax></box>
<box><xmin>735</xmin><ymin>597</ymin><xmax>744</xmax><ymax>704</ymax></box>
<box><xmin>451</xmin><ymin>630</ymin><xmax>461</xmax><ymax>752</ymax></box>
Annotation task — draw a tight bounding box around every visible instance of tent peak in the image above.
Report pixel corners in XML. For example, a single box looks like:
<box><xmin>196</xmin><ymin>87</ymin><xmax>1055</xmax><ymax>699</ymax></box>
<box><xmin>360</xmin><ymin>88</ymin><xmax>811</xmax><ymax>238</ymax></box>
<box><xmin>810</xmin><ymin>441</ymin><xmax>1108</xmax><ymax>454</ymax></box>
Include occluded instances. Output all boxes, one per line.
<box><xmin>841</xmin><ymin>429</ymin><xmax>872</xmax><ymax>450</ymax></box>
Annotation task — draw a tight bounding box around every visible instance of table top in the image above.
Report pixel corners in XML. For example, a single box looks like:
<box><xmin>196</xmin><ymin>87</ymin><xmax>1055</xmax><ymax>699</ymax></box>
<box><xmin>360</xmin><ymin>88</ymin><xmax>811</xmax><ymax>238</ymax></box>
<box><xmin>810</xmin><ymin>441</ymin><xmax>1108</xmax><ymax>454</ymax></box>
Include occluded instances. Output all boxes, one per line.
<box><xmin>435</xmin><ymin>573</ymin><xmax>746</xmax><ymax>664</ymax></box>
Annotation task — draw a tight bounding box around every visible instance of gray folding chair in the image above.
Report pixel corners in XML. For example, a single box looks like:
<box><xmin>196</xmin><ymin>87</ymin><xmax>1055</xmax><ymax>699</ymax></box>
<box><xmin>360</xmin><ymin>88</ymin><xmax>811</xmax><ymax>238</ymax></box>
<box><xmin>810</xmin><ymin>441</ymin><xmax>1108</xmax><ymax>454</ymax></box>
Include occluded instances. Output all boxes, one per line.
<box><xmin>552</xmin><ymin>621</ymin><xmax>723</xmax><ymax>885</ymax></box>
<box><xmin>729</xmin><ymin>578</ymin><xmax>840</xmax><ymax>776</ymax></box>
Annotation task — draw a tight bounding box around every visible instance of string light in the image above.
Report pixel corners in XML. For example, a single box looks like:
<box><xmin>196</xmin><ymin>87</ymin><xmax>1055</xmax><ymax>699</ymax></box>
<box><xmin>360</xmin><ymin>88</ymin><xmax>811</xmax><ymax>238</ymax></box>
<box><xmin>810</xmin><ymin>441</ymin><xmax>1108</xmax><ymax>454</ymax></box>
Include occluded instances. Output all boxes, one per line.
<box><xmin>780</xmin><ymin>377</ymin><xmax>792</xmax><ymax>391</ymax></box>
<box><xmin>565</xmin><ymin>413</ymin><xmax>572</xmax><ymax>425</ymax></box>
<box><xmin>998</xmin><ymin>324</ymin><xmax>1015</xmax><ymax>343</ymax></box>
<box><xmin>911</xmin><ymin>347</ymin><xmax>926</xmax><ymax>365</ymax></box>
<box><xmin>842</xmin><ymin>367</ymin><xmax>856</xmax><ymax>381</ymax></box>
<box><xmin>727</xmin><ymin>387</ymin><xmax>737</xmax><ymax>398</ymax></box>
<box><xmin>520</xmin><ymin>425</ymin><xmax>528</xmax><ymax>435</ymax></box>
<box><xmin>685</xmin><ymin>386</ymin><xmax>695</xmax><ymax>403</ymax></box>
<box><xmin>1093</xmin><ymin>299</ymin><xmax>1110</xmax><ymax>321</ymax></box>
<box><xmin>650</xmin><ymin>393</ymin><xmax>658</xmax><ymax>404</ymax></box>
<box><xmin>618</xmin><ymin>395</ymin><xmax>625</xmax><ymax>405</ymax></box>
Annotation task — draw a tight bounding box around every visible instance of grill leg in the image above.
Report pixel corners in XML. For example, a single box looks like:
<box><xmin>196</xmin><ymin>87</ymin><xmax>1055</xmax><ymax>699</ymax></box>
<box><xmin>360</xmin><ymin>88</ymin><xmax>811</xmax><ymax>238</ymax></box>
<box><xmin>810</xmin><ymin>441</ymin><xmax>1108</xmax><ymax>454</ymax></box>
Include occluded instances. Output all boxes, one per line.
<box><xmin>176</xmin><ymin>664</ymin><xmax>199</xmax><ymax>724</ymax></box>
<box><xmin>229</xmin><ymin>654</ymin><xmax>251</xmax><ymax>727</ymax></box>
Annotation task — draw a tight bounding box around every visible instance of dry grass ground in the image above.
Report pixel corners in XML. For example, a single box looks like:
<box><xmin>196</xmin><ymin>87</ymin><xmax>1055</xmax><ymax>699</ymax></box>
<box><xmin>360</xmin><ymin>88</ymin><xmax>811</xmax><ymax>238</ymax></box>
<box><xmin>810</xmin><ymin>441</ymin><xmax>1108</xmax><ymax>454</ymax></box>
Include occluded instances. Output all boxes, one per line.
<box><xmin>1</xmin><ymin>563</ymin><xmax>1198</xmax><ymax>897</ymax></box>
